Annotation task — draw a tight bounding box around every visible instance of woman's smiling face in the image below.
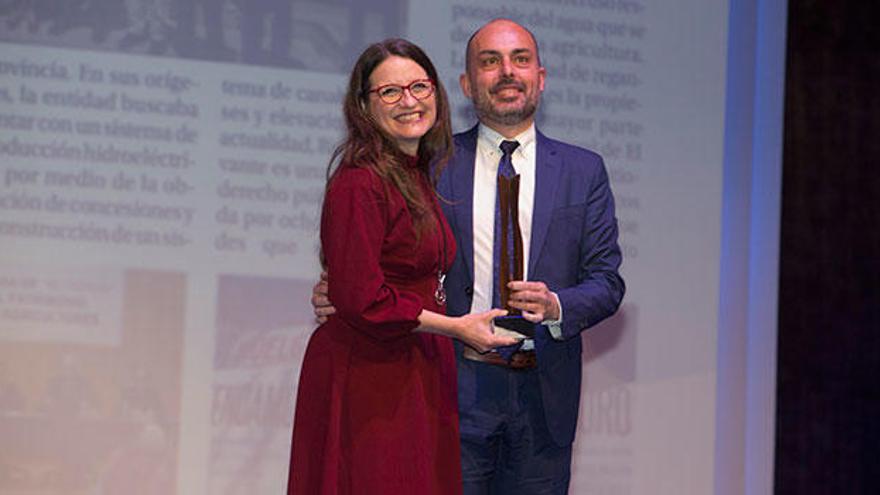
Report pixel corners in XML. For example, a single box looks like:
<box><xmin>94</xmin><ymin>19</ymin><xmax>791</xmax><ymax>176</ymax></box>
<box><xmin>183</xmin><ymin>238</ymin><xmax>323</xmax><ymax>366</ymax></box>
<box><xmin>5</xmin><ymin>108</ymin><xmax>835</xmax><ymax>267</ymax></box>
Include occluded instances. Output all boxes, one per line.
<box><xmin>366</xmin><ymin>55</ymin><xmax>437</xmax><ymax>156</ymax></box>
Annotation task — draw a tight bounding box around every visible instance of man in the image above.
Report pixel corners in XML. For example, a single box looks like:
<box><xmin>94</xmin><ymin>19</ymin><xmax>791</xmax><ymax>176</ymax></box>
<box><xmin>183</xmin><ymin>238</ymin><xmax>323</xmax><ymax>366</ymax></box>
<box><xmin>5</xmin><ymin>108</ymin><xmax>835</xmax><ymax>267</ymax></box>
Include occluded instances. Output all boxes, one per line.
<box><xmin>313</xmin><ymin>19</ymin><xmax>624</xmax><ymax>494</ymax></box>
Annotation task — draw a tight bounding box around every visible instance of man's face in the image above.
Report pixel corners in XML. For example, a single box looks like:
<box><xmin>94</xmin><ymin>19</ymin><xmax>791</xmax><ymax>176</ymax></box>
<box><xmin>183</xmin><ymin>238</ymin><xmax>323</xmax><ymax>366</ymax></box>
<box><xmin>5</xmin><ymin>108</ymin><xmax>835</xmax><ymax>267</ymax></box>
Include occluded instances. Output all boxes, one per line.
<box><xmin>461</xmin><ymin>20</ymin><xmax>546</xmax><ymax>133</ymax></box>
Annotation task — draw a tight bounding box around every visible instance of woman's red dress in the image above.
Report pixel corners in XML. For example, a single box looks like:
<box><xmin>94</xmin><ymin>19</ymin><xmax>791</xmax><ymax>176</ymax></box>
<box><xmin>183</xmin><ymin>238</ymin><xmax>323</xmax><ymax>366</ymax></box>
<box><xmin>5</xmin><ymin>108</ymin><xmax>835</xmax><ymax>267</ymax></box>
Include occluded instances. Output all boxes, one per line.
<box><xmin>288</xmin><ymin>164</ymin><xmax>461</xmax><ymax>494</ymax></box>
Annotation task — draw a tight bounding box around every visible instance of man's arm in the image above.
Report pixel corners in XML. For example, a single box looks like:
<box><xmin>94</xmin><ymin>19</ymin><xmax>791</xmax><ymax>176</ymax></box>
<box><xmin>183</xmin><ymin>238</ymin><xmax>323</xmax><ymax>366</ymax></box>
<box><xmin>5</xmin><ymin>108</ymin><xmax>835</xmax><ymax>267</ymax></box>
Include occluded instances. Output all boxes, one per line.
<box><xmin>552</xmin><ymin>159</ymin><xmax>624</xmax><ymax>338</ymax></box>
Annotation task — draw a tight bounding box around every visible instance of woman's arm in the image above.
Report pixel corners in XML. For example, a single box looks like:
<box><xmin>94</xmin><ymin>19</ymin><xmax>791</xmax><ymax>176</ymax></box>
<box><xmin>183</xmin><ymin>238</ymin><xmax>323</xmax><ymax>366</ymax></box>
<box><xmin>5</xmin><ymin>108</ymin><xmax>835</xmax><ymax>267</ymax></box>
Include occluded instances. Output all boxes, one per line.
<box><xmin>415</xmin><ymin>308</ymin><xmax>520</xmax><ymax>353</ymax></box>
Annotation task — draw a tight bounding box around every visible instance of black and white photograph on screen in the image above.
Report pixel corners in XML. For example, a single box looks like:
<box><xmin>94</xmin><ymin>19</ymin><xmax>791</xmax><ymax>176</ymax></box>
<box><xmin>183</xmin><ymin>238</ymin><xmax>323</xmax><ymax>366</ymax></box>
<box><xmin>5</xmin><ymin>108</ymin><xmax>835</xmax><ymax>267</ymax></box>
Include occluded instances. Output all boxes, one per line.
<box><xmin>0</xmin><ymin>0</ymin><xmax>407</xmax><ymax>72</ymax></box>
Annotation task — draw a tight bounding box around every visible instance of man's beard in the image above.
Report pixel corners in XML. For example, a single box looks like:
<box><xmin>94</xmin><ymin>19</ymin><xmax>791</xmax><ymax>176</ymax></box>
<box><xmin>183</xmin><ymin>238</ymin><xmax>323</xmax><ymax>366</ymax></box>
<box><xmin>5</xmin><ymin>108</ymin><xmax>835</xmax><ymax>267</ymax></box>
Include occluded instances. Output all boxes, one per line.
<box><xmin>473</xmin><ymin>77</ymin><xmax>538</xmax><ymax>126</ymax></box>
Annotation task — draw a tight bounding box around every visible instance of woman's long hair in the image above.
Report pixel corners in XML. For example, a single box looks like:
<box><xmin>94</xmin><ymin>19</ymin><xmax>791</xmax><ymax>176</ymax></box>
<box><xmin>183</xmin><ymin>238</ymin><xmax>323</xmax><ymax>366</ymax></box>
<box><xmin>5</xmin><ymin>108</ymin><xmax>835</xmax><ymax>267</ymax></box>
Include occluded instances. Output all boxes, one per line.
<box><xmin>327</xmin><ymin>38</ymin><xmax>454</xmax><ymax>232</ymax></box>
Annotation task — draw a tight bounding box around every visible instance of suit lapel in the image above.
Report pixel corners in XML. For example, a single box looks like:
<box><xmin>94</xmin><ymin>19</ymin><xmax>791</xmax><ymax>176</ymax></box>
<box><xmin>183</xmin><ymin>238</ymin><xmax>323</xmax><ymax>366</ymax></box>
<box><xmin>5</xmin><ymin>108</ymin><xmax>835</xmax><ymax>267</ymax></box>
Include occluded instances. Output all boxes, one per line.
<box><xmin>451</xmin><ymin>126</ymin><xmax>479</xmax><ymax>285</ymax></box>
<box><xmin>529</xmin><ymin>130</ymin><xmax>562</xmax><ymax>276</ymax></box>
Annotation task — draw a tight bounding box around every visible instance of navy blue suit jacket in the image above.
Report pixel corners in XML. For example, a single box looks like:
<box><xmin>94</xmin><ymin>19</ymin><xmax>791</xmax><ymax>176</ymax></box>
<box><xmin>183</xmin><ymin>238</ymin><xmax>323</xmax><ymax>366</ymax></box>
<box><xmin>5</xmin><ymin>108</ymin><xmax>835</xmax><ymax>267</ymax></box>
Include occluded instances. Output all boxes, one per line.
<box><xmin>437</xmin><ymin>125</ymin><xmax>625</xmax><ymax>446</ymax></box>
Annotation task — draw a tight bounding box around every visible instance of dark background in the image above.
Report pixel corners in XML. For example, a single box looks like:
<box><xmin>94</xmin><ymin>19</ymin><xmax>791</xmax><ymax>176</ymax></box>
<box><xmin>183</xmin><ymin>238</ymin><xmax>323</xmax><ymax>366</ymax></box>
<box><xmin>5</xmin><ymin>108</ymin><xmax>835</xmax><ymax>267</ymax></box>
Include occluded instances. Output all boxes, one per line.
<box><xmin>776</xmin><ymin>1</ymin><xmax>880</xmax><ymax>493</ymax></box>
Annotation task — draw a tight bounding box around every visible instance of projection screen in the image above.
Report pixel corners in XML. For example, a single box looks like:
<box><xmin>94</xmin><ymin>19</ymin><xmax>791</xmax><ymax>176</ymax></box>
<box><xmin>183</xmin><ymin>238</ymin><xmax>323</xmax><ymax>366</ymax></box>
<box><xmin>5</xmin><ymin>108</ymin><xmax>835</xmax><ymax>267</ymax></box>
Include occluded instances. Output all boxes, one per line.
<box><xmin>0</xmin><ymin>0</ymin><xmax>784</xmax><ymax>493</ymax></box>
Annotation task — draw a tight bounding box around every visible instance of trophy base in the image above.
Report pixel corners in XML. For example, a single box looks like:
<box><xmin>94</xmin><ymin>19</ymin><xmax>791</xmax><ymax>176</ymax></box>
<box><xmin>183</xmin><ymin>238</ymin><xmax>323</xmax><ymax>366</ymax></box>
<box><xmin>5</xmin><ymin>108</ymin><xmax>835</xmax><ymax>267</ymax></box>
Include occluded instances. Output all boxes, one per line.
<box><xmin>493</xmin><ymin>315</ymin><xmax>536</xmax><ymax>339</ymax></box>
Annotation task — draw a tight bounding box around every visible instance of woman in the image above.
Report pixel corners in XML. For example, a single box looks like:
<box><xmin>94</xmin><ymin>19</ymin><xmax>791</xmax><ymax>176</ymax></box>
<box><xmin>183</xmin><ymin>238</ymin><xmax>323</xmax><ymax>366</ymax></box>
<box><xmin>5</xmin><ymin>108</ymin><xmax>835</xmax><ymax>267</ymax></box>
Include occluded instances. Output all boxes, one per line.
<box><xmin>288</xmin><ymin>39</ymin><xmax>517</xmax><ymax>494</ymax></box>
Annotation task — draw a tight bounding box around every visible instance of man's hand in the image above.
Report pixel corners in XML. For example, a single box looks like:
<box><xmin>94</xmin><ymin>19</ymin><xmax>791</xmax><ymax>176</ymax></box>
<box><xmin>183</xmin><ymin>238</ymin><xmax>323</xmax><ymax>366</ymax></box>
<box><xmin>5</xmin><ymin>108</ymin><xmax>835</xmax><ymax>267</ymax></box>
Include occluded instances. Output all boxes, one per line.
<box><xmin>311</xmin><ymin>271</ymin><xmax>336</xmax><ymax>324</ymax></box>
<box><xmin>507</xmin><ymin>280</ymin><xmax>560</xmax><ymax>323</ymax></box>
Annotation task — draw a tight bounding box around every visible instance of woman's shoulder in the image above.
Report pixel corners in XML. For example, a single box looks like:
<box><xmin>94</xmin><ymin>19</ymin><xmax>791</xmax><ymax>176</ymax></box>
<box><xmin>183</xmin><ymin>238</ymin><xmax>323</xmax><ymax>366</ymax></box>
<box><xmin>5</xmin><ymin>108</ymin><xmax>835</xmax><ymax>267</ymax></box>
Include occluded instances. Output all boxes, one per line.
<box><xmin>327</xmin><ymin>163</ymin><xmax>387</xmax><ymax>199</ymax></box>
<box><xmin>330</xmin><ymin>163</ymin><xmax>380</xmax><ymax>187</ymax></box>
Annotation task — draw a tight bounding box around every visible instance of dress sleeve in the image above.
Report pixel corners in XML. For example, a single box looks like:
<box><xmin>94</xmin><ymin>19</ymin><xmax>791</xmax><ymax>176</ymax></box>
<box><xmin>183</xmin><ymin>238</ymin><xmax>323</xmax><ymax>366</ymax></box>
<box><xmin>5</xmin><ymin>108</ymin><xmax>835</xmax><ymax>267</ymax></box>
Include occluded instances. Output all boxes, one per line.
<box><xmin>321</xmin><ymin>167</ymin><xmax>423</xmax><ymax>341</ymax></box>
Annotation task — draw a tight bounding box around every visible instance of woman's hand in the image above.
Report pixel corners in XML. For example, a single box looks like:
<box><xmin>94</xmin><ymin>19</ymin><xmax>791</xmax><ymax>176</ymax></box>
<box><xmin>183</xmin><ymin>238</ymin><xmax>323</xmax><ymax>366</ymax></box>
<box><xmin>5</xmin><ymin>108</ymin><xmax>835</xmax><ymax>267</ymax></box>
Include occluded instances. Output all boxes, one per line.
<box><xmin>455</xmin><ymin>309</ymin><xmax>521</xmax><ymax>353</ymax></box>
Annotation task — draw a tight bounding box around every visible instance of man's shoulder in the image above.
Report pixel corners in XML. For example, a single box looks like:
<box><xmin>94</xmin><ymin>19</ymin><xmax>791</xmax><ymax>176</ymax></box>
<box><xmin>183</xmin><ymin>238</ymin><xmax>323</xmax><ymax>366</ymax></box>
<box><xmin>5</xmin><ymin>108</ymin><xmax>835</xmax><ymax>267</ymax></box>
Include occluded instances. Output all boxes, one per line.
<box><xmin>452</xmin><ymin>126</ymin><xmax>479</xmax><ymax>149</ymax></box>
<box><xmin>535</xmin><ymin>130</ymin><xmax>606</xmax><ymax>180</ymax></box>
<box><xmin>445</xmin><ymin>127</ymin><xmax>479</xmax><ymax>172</ymax></box>
<box><xmin>537</xmin><ymin>130</ymin><xmax>602</xmax><ymax>162</ymax></box>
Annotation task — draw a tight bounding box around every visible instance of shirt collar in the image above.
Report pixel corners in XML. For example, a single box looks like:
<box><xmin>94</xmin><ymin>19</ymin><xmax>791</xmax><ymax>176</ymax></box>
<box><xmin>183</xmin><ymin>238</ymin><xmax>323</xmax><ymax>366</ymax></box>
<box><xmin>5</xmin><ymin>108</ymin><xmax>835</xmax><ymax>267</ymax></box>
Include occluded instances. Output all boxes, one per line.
<box><xmin>477</xmin><ymin>123</ymin><xmax>536</xmax><ymax>156</ymax></box>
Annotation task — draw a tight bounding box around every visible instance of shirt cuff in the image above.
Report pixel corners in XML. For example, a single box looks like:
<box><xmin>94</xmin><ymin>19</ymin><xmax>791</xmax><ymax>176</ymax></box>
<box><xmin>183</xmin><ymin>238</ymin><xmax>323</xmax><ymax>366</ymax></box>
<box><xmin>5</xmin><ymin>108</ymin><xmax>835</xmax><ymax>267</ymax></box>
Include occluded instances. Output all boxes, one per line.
<box><xmin>543</xmin><ymin>292</ymin><xmax>564</xmax><ymax>341</ymax></box>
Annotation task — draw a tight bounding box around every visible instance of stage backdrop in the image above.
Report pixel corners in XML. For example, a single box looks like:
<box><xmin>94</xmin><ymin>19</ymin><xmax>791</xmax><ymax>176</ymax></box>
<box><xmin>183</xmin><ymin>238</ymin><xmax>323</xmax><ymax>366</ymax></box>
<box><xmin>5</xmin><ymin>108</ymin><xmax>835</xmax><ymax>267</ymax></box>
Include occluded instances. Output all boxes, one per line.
<box><xmin>0</xmin><ymin>1</ymin><xmax>785</xmax><ymax>493</ymax></box>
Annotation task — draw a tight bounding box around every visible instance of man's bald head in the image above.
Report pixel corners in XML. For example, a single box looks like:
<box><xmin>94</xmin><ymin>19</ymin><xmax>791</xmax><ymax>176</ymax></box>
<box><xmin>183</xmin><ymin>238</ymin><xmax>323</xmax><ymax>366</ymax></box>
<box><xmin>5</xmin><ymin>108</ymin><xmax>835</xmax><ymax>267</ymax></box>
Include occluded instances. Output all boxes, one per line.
<box><xmin>465</xmin><ymin>18</ymin><xmax>542</xmax><ymax>74</ymax></box>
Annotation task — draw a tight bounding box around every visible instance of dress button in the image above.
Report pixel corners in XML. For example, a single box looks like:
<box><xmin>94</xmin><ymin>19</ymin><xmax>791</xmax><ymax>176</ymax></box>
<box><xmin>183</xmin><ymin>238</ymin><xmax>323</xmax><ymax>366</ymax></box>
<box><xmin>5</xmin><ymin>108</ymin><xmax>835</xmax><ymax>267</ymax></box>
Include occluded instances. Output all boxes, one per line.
<box><xmin>465</xmin><ymin>286</ymin><xmax>473</xmax><ymax>296</ymax></box>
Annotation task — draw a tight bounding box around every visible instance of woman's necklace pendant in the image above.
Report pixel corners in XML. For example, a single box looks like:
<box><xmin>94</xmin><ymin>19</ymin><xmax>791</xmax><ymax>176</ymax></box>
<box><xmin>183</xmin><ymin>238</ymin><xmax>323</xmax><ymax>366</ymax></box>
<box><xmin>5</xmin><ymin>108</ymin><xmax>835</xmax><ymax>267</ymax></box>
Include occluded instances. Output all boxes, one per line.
<box><xmin>434</xmin><ymin>272</ymin><xmax>447</xmax><ymax>305</ymax></box>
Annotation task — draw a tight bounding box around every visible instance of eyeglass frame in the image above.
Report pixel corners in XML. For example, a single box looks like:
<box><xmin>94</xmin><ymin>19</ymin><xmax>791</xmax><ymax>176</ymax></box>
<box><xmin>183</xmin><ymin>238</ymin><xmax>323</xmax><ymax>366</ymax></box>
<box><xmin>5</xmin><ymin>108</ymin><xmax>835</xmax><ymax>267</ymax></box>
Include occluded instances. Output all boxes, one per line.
<box><xmin>366</xmin><ymin>79</ymin><xmax>436</xmax><ymax>104</ymax></box>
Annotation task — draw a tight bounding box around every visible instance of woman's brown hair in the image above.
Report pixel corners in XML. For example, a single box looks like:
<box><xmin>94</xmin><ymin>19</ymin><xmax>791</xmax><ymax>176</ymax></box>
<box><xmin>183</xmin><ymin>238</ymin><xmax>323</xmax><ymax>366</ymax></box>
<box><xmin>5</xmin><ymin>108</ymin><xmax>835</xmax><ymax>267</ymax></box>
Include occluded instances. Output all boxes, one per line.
<box><xmin>327</xmin><ymin>38</ymin><xmax>454</xmax><ymax>232</ymax></box>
